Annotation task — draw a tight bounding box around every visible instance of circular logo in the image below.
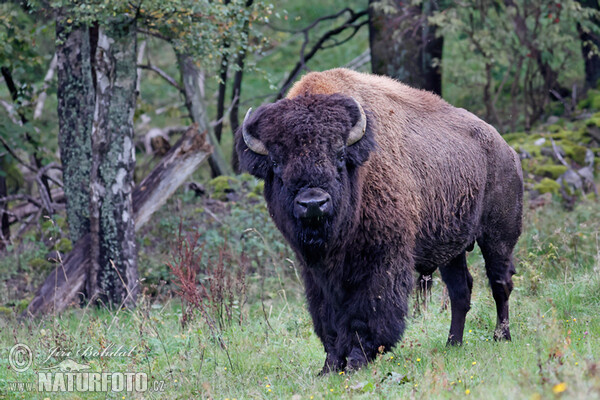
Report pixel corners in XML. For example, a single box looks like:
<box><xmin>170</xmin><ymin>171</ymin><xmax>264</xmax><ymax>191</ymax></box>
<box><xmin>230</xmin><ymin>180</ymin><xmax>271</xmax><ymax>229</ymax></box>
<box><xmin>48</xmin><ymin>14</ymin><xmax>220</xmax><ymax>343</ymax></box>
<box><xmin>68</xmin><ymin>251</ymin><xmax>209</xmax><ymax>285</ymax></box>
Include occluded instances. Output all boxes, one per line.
<box><xmin>9</xmin><ymin>344</ymin><xmax>32</xmax><ymax>372</ymax></box>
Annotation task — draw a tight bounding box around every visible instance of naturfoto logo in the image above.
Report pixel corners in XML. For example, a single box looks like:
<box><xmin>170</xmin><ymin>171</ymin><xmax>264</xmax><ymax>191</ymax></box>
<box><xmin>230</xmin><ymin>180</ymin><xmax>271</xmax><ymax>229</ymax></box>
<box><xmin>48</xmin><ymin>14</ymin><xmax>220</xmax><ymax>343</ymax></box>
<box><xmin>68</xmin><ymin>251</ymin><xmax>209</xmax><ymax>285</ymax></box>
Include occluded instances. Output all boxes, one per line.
<box><xmin>7</xmin><ymin>343</ymin><xmax>165</xmax><ymax>393</ymax></box>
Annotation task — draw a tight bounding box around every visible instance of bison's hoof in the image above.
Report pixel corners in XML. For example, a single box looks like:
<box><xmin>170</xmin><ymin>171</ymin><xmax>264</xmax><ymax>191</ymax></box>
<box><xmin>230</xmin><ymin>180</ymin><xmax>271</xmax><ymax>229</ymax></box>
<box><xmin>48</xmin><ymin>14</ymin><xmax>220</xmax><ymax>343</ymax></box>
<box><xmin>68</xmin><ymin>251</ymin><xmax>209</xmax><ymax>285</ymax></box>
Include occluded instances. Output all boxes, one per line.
<box><xmin>446</xmin><ymin>337</ymin><xmax>463</xmax><ymax>346</ymax></box>
<box><xmin>345</xmin><ymin>348</ymin><xmax>368</xmax><ymax>372</ymax></box>
<box><xmin>493</xmin><ymin>330</ymin><xmax>512</xmax><ymax>341</ymax></box>
<box><xmin>494</xmin><ymin>320</ymin><xmax>511</xmax><ymax>341</ymax></box>
<box><xmin>318</xmin><ymin>356</ymin><xmax>345</xmax><ymax>375</ymax></box>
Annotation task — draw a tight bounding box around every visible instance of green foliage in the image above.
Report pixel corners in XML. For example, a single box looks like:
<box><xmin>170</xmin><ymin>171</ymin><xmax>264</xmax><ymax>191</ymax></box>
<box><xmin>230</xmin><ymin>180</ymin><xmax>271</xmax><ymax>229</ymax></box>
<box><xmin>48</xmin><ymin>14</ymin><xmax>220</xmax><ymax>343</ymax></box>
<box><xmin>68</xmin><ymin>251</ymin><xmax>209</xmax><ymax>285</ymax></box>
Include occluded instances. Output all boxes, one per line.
<box><xmin>0</xmin><ymin>4</ymin><xmax>51</xmax><ymax>88</ymax></box>
<box><xmin>431</xmin><ymin>0</ymin><xmax>600</xmax><ymax>131</ymax></box>
<box><xmin>43</xmin><ymin>0</ymin><xmax>273</xmax><ymax>71</ymax></box>
<box><xmin>55</xmin><ymin>237</ymin><xmax>72</xmax><ymax>253</ymax></box>
<box><xmin>579</xmin><ymin>91</ymin><xmax>600</xmax><ymax>110</ymax></box>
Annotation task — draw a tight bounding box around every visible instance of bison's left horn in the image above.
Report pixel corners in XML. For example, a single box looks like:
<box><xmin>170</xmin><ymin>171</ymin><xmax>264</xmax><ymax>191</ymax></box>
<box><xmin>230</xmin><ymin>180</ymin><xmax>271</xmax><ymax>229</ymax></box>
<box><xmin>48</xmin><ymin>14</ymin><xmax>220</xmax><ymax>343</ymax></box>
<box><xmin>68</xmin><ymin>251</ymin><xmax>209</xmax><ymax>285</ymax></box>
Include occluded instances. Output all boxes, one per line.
<box><xmin>242</xmin><ymin>108</ymin><xmax>269</xmax><ymax>155</ymax></box>
<box><xmin>347</xmin><ymin>98</ymin><xmax>367</xmax><ymax>146</ymax></box>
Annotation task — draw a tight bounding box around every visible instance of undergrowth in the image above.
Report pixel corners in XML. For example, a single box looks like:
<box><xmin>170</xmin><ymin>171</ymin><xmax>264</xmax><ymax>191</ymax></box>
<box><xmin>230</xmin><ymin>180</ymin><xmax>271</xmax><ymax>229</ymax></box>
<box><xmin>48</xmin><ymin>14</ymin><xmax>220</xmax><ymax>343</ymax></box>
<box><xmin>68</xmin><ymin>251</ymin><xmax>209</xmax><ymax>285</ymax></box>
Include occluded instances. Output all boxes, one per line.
<box><xmin>0</xmin><ymin>192</ymin><xmax>599</xmax><ymax>399</ymax></box>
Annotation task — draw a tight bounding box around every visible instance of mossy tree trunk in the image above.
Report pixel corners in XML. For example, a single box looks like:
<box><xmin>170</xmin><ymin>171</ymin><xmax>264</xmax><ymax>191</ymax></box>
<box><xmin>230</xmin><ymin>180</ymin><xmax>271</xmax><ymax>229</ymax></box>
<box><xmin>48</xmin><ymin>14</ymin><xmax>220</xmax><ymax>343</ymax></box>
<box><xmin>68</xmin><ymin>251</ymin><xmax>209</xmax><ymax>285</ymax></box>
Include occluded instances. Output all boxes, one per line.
<box><xmin>56</xmin><ymin>15</ymin><xmax>95</xmax><ymax>243</ymax></box>
<box><xmin>576</xmin><ymin>0</ymin><xmax>600</xmax><ymax>90</ymax></box>
<box><xmin>88</xmin><ymin>17</ymin><xmax>138</xmax><ymax>308</ymax></box>
<box><xmin>368</xmin><ymin>0</ymin><xmax>443</xmax><ymax>95</ymax></box>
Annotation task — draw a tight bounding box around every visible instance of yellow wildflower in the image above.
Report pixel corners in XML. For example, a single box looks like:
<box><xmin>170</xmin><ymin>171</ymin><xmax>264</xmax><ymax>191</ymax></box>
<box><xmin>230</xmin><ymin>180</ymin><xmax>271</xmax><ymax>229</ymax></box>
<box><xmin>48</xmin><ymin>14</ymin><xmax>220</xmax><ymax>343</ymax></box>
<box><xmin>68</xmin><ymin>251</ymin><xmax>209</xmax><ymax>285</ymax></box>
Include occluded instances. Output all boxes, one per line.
<box><xmin>553</xmin><ymin>383</ymin><xmax>567</xmax><ymax>394</ymax></box>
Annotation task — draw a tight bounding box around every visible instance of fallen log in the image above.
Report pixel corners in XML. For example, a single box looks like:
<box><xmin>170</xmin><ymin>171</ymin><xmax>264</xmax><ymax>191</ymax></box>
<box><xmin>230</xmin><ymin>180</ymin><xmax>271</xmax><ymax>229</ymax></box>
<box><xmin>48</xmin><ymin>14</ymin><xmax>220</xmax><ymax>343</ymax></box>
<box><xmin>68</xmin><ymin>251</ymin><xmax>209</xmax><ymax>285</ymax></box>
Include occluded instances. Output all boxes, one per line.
<box><xmin>25</xmin><ymin>125</ymin><xmax>212</xmax><ymax>317</ymax></box>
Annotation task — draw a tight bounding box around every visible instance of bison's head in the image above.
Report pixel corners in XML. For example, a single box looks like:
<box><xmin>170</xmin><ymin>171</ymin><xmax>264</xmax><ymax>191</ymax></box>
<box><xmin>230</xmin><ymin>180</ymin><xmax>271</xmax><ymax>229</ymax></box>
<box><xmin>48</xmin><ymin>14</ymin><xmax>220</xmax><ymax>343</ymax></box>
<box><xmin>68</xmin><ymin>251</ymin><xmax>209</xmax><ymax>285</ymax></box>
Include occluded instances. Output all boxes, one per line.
<box><xmin>236</xmin><ymin>94</ymin><xmax>376</xmax><ymax>261</ymax></box>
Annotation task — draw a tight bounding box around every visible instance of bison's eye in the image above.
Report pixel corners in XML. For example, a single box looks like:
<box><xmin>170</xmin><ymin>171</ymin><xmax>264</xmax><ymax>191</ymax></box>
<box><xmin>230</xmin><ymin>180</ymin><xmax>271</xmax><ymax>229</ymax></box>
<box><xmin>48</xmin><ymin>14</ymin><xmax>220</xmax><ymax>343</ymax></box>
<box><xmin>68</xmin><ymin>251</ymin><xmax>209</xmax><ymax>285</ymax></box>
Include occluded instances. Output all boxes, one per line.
<box><xmin>336</xmin><ymin>150</ymin><xmax>346</xmax><ymax>170</ymax></box>
<box><xmin>271</xmin><ymin>159</ymin><xmax>281</xmax><ymax>175</ymax></box>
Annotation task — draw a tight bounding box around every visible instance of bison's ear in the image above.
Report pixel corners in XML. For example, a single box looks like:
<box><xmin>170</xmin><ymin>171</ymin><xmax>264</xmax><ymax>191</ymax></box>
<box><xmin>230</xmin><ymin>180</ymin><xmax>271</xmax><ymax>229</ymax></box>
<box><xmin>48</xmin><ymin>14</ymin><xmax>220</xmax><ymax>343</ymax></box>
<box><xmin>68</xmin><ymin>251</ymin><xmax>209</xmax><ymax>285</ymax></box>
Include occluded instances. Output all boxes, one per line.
<box><xmin>235</xmin><ymin>106</ymin><xmax>270</xmax><ymax>179</ymax></box>
<box><xmin>340</xmin><ymin>97</ymin><xmax>376</xmax><ymax>168</ymax></box>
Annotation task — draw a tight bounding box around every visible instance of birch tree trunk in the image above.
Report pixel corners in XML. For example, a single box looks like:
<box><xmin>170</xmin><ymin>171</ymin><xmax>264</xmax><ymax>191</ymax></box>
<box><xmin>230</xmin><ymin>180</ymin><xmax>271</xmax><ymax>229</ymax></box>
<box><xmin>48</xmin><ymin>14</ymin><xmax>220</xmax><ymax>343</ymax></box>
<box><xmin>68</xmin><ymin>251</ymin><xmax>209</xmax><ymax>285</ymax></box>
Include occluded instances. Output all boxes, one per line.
<box><xmin>56</xmin><ymin>16</ymin><xmax>94</xmax><ymax>243</ymax></box>
<box><xmin>89</xmin><ymin>17</ymin><xmax>138</xmax><ymax>308</ymax></box>
<box><xmin>368</xmin><ymin>0</ymin><xmax>443</xmax><ymax>95</ymax></box>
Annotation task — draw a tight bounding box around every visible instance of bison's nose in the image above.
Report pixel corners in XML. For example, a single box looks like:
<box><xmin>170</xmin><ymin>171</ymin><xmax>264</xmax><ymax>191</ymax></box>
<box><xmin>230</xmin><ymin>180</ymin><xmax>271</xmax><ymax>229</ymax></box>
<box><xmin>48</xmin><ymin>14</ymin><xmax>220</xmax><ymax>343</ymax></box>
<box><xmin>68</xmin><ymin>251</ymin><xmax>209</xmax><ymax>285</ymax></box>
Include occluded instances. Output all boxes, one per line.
<box><xmin>294</xmin><ymin>188</ymin><xmax>332</xmax><ymax>220</ymax></box>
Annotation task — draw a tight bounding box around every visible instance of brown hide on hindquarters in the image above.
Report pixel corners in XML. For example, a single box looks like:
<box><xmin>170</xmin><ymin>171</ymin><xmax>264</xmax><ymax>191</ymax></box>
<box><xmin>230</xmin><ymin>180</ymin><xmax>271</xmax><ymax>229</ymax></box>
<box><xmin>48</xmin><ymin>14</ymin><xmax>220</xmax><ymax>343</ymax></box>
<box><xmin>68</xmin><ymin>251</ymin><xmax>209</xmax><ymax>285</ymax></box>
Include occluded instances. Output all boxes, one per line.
<box><xmin>287</xmin><ymin>69</ymin><xmax>522</xmax><ymax>271</ymax></box>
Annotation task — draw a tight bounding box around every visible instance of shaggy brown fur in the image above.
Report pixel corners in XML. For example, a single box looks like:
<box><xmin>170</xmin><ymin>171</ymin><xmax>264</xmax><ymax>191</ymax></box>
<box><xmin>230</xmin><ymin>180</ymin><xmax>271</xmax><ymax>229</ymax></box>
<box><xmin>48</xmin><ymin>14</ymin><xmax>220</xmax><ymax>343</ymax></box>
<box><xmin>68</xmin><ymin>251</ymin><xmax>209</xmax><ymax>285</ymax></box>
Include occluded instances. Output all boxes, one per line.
<box><xmin>237</xmin><ymin>68</ymin><xmax>523</xmax><ymax>373</ymax></box>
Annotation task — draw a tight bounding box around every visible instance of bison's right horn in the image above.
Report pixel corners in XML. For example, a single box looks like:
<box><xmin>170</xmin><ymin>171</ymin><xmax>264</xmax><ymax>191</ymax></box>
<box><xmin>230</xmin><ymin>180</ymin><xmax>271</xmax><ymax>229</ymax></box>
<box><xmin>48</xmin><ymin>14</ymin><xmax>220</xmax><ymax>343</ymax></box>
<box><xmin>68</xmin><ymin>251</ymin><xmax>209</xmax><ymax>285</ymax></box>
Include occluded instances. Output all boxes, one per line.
<box><xmin>347</xmin><ymin>98</ymin><xmax>367</xmax><ymax>146</ymax></box>
<box><xmin>242</xmin><ymin>108</ymin><xmax>269</xmax><ymax>155</ymax></box>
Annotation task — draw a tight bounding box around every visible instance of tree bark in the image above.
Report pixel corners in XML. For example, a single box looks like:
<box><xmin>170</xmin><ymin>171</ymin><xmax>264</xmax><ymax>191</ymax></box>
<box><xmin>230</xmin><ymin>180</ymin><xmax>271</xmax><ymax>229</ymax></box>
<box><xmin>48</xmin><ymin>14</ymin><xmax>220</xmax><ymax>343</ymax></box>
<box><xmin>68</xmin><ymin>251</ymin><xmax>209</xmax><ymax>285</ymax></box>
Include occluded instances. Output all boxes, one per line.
<box><xmin>368</xmin><ymin>0</ymin><xmax>443</xmax><ymax>95</ymax></box>
<box><xmin>25</xmin><ymin>126</ymin><xmax>212</xmax><ymax>317</ymax></box>
<box><xmin>177</xmin><ymin>53</ymin><xmax>232</xmax><ymax>177</ymax></box>
<box><xmin>89</xmin><ymin>18</ymin><xmax>138</xmax><ymax>308</ymax></box>
<box><xmin>56</xmin><ymin>16</ymin><xmax>95</xmax><ymax>243</ymax></box>
<box><xmin>577</xmin><ymin>0</ymin><xmax>600</xmax><ymax>90</ymax></box>
<box><xmin>0</xmin><ymin>157</ymin><xmax>9</xmax><ymax>250</ymax></box>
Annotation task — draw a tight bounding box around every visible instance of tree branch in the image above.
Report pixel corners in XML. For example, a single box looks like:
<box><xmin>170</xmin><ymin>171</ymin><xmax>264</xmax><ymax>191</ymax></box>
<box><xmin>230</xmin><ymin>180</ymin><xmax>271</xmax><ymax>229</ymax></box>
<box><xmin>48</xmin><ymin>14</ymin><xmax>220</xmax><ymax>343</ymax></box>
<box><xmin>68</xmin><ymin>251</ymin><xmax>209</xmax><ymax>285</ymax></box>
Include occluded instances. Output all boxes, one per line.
<box><xmin>138</xmin><ymin>63</ymin><xmax>184</xmax><ymax>94</ymax></box>
<box><xmin>0</xmin><ymin>135</ymin><xmax>37</xmax><ymax>173</ymax></box>
<box><xmin>137</xmin><ymin>28</ymin><xmax>172</xmax><ymax>42</ymax></box>
<box><xmin>276</xmin><ymin>8</ymin><xmax>368</xmax><ymax>99</ymax></box>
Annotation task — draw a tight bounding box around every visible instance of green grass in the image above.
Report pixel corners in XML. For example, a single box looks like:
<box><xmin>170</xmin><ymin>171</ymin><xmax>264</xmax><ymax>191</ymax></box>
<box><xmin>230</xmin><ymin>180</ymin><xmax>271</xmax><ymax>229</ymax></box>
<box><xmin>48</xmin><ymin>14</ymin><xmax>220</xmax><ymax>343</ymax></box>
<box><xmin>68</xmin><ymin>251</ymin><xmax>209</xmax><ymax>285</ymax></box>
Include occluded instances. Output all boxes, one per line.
<box><xmin>1</xmin><ymin>195</ymin><xmax>600</xmax><ymax>399</ymax></box>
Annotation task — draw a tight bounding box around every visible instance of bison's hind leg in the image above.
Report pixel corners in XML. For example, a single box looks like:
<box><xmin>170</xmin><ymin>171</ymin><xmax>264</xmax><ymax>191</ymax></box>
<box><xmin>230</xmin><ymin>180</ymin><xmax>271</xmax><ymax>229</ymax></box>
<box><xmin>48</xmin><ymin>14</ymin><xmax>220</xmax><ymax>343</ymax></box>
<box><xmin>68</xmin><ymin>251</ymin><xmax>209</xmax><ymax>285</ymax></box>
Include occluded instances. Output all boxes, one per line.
<box><xmin>438</xmin><ymin>252</ymin><xmax>473</xmax><ymax>345</ymax></box>
<box><xmin>416</xmin><ymin>273</ymin><xmax>433</xmax><ymax>312</ymax></box>
<box><xmin>477</xmin><ymin>235</ymin><xmax>517</xmax><ymax>341</ymax></box>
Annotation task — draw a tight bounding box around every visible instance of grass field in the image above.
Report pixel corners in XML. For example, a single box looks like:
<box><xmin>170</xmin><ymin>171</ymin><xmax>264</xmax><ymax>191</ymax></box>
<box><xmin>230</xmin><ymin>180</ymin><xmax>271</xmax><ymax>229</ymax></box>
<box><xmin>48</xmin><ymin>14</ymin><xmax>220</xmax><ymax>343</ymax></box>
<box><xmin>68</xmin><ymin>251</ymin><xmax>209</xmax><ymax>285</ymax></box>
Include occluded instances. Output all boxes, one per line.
<box><xmin>1</xmin><ymin>192</ymin><xmax>599</xmax><ymax>399</ymax></box>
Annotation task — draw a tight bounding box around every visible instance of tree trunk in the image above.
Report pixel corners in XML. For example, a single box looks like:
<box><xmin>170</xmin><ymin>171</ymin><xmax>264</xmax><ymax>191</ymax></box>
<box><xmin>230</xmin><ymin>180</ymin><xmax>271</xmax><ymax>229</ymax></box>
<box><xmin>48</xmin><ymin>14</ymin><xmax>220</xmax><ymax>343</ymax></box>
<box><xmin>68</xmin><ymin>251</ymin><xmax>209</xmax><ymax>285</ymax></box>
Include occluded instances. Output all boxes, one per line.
<box><xmin>368</xmin><ymin>0</ymin><xmax>443</xmax><ymax>95</ymax></box>
<box><xmin>230</xmin><ymin>0</ymin><xmax>254</xmax><ymax>174</ymax></box>
<box><xmin>0</xmin><ymin>157</ymin><xmax>9</xmax><ymax>250</ymax></box>
<box><xmin>25</xmin><ymin>126</ymin><xmax>211</xmax><ymax>317</ymax></box>
<box><xmin>56</xmin><ymin>16</ymin><xmax>95</xmax><ymax>243</ymax></box>
<box><xmin>177</xmin><ymin>53</ymin><xmax>233</xmax><ymax>177</ymax></box>
<box><xmin>577</xmin><ymin>0</ymin><xmax>600</xmax><ymax>90</ymax></box>
<box><xmin>89</xmin><ymin>18</ymin><xmax>138</xmax><ymax>308</ymax></box>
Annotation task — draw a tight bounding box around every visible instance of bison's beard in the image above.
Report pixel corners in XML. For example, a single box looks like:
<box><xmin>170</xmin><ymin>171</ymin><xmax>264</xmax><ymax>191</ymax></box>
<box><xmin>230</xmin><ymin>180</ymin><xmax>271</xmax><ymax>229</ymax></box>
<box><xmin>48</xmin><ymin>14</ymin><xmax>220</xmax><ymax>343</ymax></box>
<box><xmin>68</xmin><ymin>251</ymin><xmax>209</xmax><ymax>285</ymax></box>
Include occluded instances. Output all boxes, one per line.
<box><xmin>296</xmin><ymin>217</ymin><xmax>335</xmax><ymax>258</ymax></box>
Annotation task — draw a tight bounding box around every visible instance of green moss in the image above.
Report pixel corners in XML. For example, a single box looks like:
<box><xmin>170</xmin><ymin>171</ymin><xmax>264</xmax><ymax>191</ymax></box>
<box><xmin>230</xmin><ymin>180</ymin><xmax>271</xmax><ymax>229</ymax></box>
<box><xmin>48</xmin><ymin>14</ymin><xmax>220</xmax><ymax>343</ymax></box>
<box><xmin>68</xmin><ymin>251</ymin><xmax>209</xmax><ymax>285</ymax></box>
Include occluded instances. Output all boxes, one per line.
<box><xmin>503</xmin><ymin>132</ymin><xmax>528</xmax><ymax>145</ymax></box>
<box><xmin>56</xmin><ymin>238</ymin><xmax>72</xmax><ymax>253</ymax></box>
<box><xmin>585</xmin><ymin>113</ymin><xmax>600</xmax><ymax>128</ymax></box>
<box><xmin>547</xmin><ymin>124</ymin><xmax>563</xmax><ymax>133</ymax></box>
<box><xmin>560</xmin><ymin>140</ymin><xmax>588</xmax><ymax>164</ymax></box>
<box><xmin>534</xmin><ymin>178</ymin><xmax>561</xmax><ymax>194</ymax></box>
<box><xmin>533</xmin><ymin>165</ymin><xmax>568</xmax><ymax>179</ymax></box>
<box><xmin>207</xmin><ymin>175</ymin><xmax>240</xmax><ymax>201</ymax></box>
<box><xmin>549</xmin><ymin>128</ymin><xmax>584</xmax><ymax>142</ymax></box>
<box><xmin>238</xmin><ymin>173</ymin><xmax>255</xmax><ymax>183</ymax></box>
<box><xmin>513</xmin><ymin>143</ymin><xmax>542</xmax><ymax>157</ymax></box>
<box><xmin>0</xmin><ymin>306</ymin><xmax>12</xmax><ymax>317</ymax></box>
<box><xmin>245</xmin><ymin>192</ymin><xmax>261</xmax><ymax>202</ymax></box>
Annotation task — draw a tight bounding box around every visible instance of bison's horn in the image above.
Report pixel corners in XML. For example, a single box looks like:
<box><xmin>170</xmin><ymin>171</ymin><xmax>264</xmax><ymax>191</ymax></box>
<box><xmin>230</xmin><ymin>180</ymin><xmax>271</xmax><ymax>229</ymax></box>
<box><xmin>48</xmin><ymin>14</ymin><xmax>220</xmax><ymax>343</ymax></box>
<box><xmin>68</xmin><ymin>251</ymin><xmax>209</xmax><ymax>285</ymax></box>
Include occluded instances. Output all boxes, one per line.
<box><xmin>347</xmin><ymin>98</ymin><xmax>367</xmax><ymax>146</ymax></box>
<box><xmin>242</xmin><ymin>108</ymin><xmax>269</xmax><ymax>155</ymax></box>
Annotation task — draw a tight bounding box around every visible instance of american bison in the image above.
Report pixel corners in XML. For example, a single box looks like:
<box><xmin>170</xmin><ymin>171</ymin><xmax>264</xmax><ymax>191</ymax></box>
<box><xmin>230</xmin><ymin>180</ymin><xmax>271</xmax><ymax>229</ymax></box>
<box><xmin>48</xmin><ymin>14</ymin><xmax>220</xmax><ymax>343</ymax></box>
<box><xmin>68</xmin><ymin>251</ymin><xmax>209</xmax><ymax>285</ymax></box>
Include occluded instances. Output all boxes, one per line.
<box><xmin>235</xmin><ymin>68</ymin><xmax>523</xmax><ymax>373</ymax></box>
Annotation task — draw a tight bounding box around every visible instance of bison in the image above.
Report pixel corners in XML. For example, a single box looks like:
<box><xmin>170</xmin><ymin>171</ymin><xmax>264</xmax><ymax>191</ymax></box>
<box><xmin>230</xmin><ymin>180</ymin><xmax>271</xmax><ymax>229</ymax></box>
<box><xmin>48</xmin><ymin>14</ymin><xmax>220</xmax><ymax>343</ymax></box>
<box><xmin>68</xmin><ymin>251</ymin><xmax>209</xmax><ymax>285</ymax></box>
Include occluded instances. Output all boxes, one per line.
<box><xmin>235</xmin><ymin>68</ymin><xmax>523</xmax><ymax>373</ymax></box>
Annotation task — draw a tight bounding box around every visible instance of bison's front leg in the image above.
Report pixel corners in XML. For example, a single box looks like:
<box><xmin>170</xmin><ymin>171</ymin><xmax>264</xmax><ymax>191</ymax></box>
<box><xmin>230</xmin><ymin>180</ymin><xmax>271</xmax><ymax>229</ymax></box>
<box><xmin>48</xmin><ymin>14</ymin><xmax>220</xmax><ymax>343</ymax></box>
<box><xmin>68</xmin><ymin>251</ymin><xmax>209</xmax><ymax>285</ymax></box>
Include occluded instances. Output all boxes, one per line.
<box><xmin>337</xmin><ymin>268</ymin><xmax>413</xmax><ymax>372</ymax></box>
<box><xmin>303</xmin><ymin>269</ymin><xmax>347</xmax><ymax>374</ymax></box>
